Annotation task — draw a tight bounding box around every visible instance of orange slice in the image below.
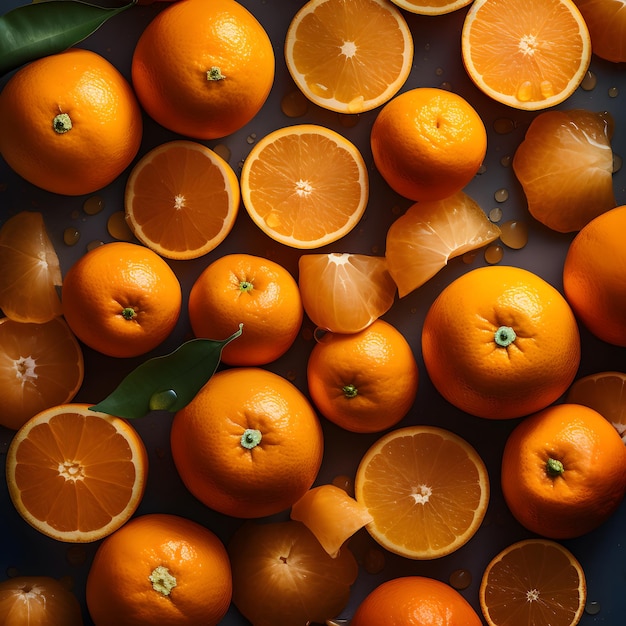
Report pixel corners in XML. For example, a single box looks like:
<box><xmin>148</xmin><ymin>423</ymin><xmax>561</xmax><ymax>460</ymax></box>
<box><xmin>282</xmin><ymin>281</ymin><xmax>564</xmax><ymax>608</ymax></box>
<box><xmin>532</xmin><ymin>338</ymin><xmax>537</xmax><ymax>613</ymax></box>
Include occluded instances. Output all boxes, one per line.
<box><xmin>6</xmin><ymin>403</ymin><xmax>148</xmax><ymax>543</ymax></box>
<box><xmin>0</xmin><ymin>211</ymin><xmax>62</xmax><ymax>323</ymax></box>
<box><xmin>389</xmin><ymin>0</ymin><xmax>473</xmax><ymax>15</ymax></box>
<box><xmin>355</xmin><ymin>425</ymin><xmax>490</xmax><ymax>559</ymax></box>
<box><xmin>480</xmin><ymin>539</ymin><xmax>586</xmax><ymax>626</ymax></box>
<box><xmin>240</xmin><ymin>124</ymin><xmax>368</xmax><ymax>249</ymax></box>
<box><xmin>0</xmin><ymin>317</ymin><xmax>84</xmax><ymax>430</ymax></box>
<box><xmin>284</xmin><ymin>0</ymin><xmax>413</xmax><ymax>113</ymax></box>
<box><xmin>385</xmin><ymin>191</ymin><xmax>501</xmax><ymax>297</ymax></box>
<box><xmin>298</xmin><ymin>253</ymin><xmax>397</xmax><ymax>333</ymax></box>
<box><xmin>461</xmin><ymin>0</ymin><xmax>592</xmax><ymax>110</ymax></box>
<box><xmin>124</xmin><ymin>140</ymin><xmax>240</xmax><ymax>260</ymax></box>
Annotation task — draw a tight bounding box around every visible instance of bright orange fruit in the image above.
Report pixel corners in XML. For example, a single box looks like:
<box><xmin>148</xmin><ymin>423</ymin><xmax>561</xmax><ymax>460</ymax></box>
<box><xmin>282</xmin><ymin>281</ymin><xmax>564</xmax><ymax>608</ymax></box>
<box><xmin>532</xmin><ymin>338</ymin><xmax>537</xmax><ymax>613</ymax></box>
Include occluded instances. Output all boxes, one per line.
<box><xmin>574</xmin><ymin>0</ymin><xmax>626</xmax><ymax>63</ymax></box>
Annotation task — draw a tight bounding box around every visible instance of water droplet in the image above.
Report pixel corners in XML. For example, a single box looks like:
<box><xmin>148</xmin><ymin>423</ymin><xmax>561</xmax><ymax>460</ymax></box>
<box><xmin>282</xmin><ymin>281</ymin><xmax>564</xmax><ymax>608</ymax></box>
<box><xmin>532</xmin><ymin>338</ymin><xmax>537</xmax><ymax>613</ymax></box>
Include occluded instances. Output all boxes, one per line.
<box><xmin>493</xmin><ymin>118</ymin><xmax>515</xmax><ymax>134</ymax></box>
<box><xmin>332</xmin><ymin>475</ymin><xmax>353</xmax><ymax>495</ymax></box>
<box><xmin>489</xmin><ymin>207</ymin><xmax>503</xmax><ymax>222</ymax></box>
<box><xmin>83</xmin><ymin>195</ymin><xmax>104</xmax><ymax>215</ymax></box>
<box><xmin>494</xmin><ymin>188</ymin><xmax>509</xmax><ymax>203</ymax></box>
<box><xmin>608</xmin><ymin>86</ymin><xmax>619</xmax><ymax>98</ymax></box>
<box><xmin>246</xmin><ymin>133</ymin><xmax>257</xmax><ymax>144</ymax></box>
<box><xmin>363</xmin><ymin>547</ymin><xmax>386</xmax><ymax>574</ymax></box>
<box><xmin>449</xmin><ymin>568</ymin><xmax>472</xmax><ymax>590</ymax></box>
<box><xmin>613</xmin><ymin>153</ymin><xmax>623</xmax><ymax>173</ymax></box>
<box><xmin>500</xmin><ymin>220</ymin><xmax>528</xmax><ymax>249</ymax></box>
<box><xmin>86</xmin><ymin>240</ymin><xmax>104</xmax><ymax>252</ymax></box>
<box><xmin>581</xmin><ymin>70</ymin><xmax>597</xmax><ymax>91</ymax></box>
<box><xmin>281</xmin><ymin>90</ymin><xmax>309</xmax><ymax>118</ymax></box>
<box><xmin>484</xmin><ymin>244</ymin><xmax>504</xmax><ymax>264</ymax></box>
<box><xmin>435</xmin><ymin>67</ymin><xmax>444</xmax><ymax>76</ymax></box>
<box><xmin>463</xmin><ymin>250</ymin><xmax>479</xmax><ymax>264</ymax></box>
<box><xmin>477</xmin><ymin>164</ymin><xmax>487</xmax><ymax>175</ymax></box>
<box><xmin>63</xmin><ymin>227</ymin><xmax>80</xmax><ymax>246</ymax></box>
<box><xmin>212</xmin><ymin>143</ymin><xmax>231</xmax><ymax>161</ymax></box>
<box><xmin>439</xmin><ymin>81</ymin><xmax>453</xmax><ymax>91</ymax></box>
<box><xmin>107</xmin><ymin>211</ymin><xmax>134</xmax><ymax>241</ymax></box>
<box><xmin>585</xmin><ymin>601</ymin><xmax>601</xmax><ymax>615</ymax></box>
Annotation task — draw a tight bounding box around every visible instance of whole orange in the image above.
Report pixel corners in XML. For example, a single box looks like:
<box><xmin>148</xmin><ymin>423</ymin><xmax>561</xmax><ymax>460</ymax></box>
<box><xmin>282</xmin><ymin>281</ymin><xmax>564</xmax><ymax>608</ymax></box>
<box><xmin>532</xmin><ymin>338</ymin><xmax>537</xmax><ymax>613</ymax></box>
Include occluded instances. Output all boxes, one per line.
<box><xmin>370</xmin><ymin>87</ymin><xmax>487</xmax><ymax>201</ymax></box>
<box><xmin>170</xmin><ymin>367</ymin><xmax>324</xmax><ymax>518</ymax></box>
<box><xmin>188</xmin><ymin>253</ymin><xmax>303</xmax><ymax>365</ymax></box>
<box><xmin>131</xmin><ymin>0</ymin><xmax>274</xmax><ymax>139</ymax></box>
<box><xmin>85</xmin><ymin>513</ymin><xmax>232</xmax><ymax>626</ymax></box>
<box><xmin>306</xmin><ymin>319</ymin><xmax>419</xmax><ymax>433</ymax></box>
<box><xmin>0</xmin><ymin>48</ymin><xmax>142</xmax><ymax>196</ymax></box>
<box><xmin>422</xmin><ymin>265</ymin><xmax>581</xmax><ymax>419</ymax></box>
<box><xmin>501</xmin><ymin>403</ymin><xmax>626</xmax><ymax>539</ymax></box>
<box><xmin>563</xmin><ymin>204</ymin><xmax>626</xmax><ymax>347</ymax></box>
<box><xmin>351</xmin><ymin>576</ymin><xmax>482</xmax><ymax>626</ymax></box>
<box><xmin>61</xmin><ymin>242</ymin><xmax>181</xmax><ymax>358</ymax></box>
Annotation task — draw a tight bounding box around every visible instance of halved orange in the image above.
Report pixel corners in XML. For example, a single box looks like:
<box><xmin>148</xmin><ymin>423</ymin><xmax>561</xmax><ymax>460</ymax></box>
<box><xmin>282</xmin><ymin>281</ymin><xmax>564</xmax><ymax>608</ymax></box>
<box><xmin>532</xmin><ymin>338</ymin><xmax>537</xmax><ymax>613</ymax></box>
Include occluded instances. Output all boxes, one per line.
<box><xmin>124</xmin><ymin>140</ymin><xmax>240</xmax><ymax>260</ymax></box>
<box><xmin>390</xmin><ymin>0</ymin><xmax>473</xmax><ymax>15</ymax></box>
<box><xmin>240</xmin><ymin>124</ymin><xmax>368</xmax><ymax>249</ymax></box>
<box><xmin>354</xmin><ymin>425</ymin><xmax>490</xmax><ymax>559</ymax></box>
<box><xmin>285</xmin><ymin>0</ymin><xmax>413</xmax><ymax>113</ymax></box>
<box><xmin>480</xmin><ymin>539</ymin><xmax>586</xmax><ymax>626</ymax></box>
<box><xmin>6</xmin><ymin>403</ymin><xmax>148</xmax><ymax>543</ymax></box>
<box><xmin>461</xmin><ymin>0</ymin><xmax>592</xmax><ymax>110</ymax></box>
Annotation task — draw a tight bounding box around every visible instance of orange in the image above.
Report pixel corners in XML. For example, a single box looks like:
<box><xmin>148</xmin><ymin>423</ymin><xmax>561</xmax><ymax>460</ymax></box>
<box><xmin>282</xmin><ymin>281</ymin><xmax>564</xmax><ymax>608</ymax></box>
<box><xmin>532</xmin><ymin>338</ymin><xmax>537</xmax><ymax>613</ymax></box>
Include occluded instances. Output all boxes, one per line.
<box><xmin>228</xmin><ymin>519</ymin><xmax>358</xmax><ymax>625</ymax></box>
<box><xmin>0</xmin><ymin>211</ymin><xmax>62</xmax><ymax>324</ymax></box>
<box><xmin>563</xmin><ymin>205</ymin><xmax>626</xmax><ymax>347</ymax></box>
<box><xmin>61</xmin><ymin>242</ymin><xmax>182</xmax><ymax>358</ymax></box>
<box><xmin>284</xmin><ymin>0</ymin><xmax>413</xmax><ymax>113</ymax></box>
<box><xmin>480</xmin><ymin>539</ymin><xmax>586</xmax><ymax>626</ymax></box>
<box><xmin>188</xmin><ymin>253</ymin><xmax>303</xmax><ymax>366</ymax></box>
<box><xmin>306</xmin><ymin>319</ymin><xmax>419</xmax><ymax>433</ymax></box>
<box><xmin>389</xmin><ymin>0</ymin><xmax>474</xmax><ymax>14</ymax></box>
<box><xmin>513</xmin><ymin>109</ymin><xmax>615</xmax><ymax>233</ymax></box>
<box><xmin>86</xmin><ymin>513</ymin><xmax>231</xmax><ymax>626</ymax></box>
<box><xmin>385</xmin><ymin>191</ymin><xmax>502</xmax><ymax>297</ymax></box>
<box><xmin>240</xmin><ymin>124</ymin><xmax>369</xmax><ymax>248</ymax></box>
<box><xmin>0</xmin><ymin>317</ymin><xmax>84</xmax><ymax>430</ymax></box>
<box><xmin>124</xmin><ymin>140</ymin><xmax>240</xmax><ymax>260</ymax></box>
<box><xmin>131</xmin><ymin>0</ymin><xmax>274</xmax><ymax>140</ymax></box>
<box><xmin>170</xmin><ymin>367</ymin><xmax>324</xmax><ymax>518</ymax></box>
<box><xmin>422</xmin><ymin>265</ymin><xmax>581</xmax><ymax>419</ymax></box>
<box><xmin>354</xmin><ymin>425</ymin><xmax>490</xmax><ymax>559</ymax></box>
<box><xmin>566</xmin><ymin>371</ymin><xmax>626</xmax><ymax>441</ymax></box>
<box><xmin>352</xmin><ymin>576</ymin><xmax>482</xmax><ymax>626</ymax></box>
<box><xmin>0</xmin><ymin>576</ymin><xmax>83</xmax><ymax>626</ymax></box>
<box><xmin>370</xmin><ymin>88</ymin><xmax>487</xmax><ymax>202</ymax></box>
<box><xmin>461</xmin><ymin>0</ymin><xmax>592</xmax><ymax>110</ymax></box>
<box><xmin>501</xmin><ymin>403</ymin><xmax>626</xmax><ymax>538</ymax></box>
<box><xmin>574</xmin><ymin>0</ymin><xmax>626</xmax><ymax>63</ymax></box>
<box><xmin>298</xmin><ymin>253</ymin><xmax>397</xmax><ymax>333</ymax></box>
<box><xmin>6</xmin><ymin>403</ymin><xmax>148</xmax><ymax>543</ymax></box>
<box><xmin>0</xmin><ymin>48</ymin><xmax>142</xmax><ymax>196</ymax></box>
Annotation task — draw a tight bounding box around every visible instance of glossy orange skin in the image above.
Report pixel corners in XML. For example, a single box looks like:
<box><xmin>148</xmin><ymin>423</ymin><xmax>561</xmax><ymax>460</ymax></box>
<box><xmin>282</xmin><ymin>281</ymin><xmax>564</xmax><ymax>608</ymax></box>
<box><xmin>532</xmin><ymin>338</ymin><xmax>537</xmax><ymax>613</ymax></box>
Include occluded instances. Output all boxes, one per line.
<box><xmin>0</xmin><ymin>49</ymin><xmax>142</xmax><ymax>196</ymax></box>
<box><xmin>574</xmin><ymin>0</ymin><xmax>626</xmax><ymax>63</ymax></box>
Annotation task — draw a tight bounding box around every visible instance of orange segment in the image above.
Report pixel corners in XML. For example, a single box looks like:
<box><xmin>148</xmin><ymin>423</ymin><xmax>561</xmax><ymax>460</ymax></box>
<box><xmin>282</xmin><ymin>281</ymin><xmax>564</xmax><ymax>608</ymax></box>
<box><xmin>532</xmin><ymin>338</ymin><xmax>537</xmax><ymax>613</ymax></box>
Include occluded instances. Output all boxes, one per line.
<box><xmin>240</xmin><ymin>124</ymin><xmax>368</xmax><ymax>249</ymax></box>
<box><xmin>6</xmin><ymin>403</ymin><xmax>148</xmax><ymax>543</ymax></box>
<box><xmin>389</xmin><ymin>0</ymin><xmax>473</xmax><ymax>15</ymax></box>
<box><xmin>124</xmin><ymin>140</ymin><xmax>240</xmax><ymax>260</ymax></box>
<box><xmin>479</xmin><ymin>539</ymin><xmax>587</xmax><ymax>626</ymax></box>
<box><xmin>354</xmin><ymin>425</ymin><xmax>490</xmax><ymax>559</ymax></box>
<box><xmin>461</xmin><ymin>0</ymin><xmax>591</xmax><ymax>110</ymax></box>
<box><xmin>574</xmin><ymin>0</ymin><xmax>626</xmax><ymax>63</ymax></box>
<box><xmin>284</xmin><ymin>0</ymin><xmax>413</xmax><ymax>113</ymax></box>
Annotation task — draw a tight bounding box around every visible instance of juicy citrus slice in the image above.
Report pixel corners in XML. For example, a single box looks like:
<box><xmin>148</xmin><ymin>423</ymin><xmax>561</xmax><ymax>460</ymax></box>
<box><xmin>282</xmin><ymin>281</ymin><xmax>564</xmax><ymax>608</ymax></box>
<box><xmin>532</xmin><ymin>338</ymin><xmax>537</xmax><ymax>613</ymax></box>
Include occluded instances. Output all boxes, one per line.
<box><xmin>389</xmin><ymin>0</ymin><xmax>473</xmax><ymax>15</ymax></box>
<box><xmin>566</xmin><ymin>371</ymin><xmax>626</xmax><ymax>442</ymax></box>
<box><xmin>298</xmin><ymin>253</ymin><xmax>397</xmax><ymax>333</ymax></box>
<box><xmin>124</xmin><ymin>140</ymin><xmax>240</xmax><ymax>260</ymax></box>
<box><xmin>284</xmin><ymin>0</ymin><xmax>413</xmax><ymax>113</ymax></box>
<box><xmin>240</xmin><ymin>124</ymin><xmax>368</xmax><ymax>249</ymax></box>
<box><xmin>6</xmin><ymin>403</ymin><xmax>148</xmax><ymax>543</ymax></box>
<box><xmin>354</xmin><ymin>425</ymin><xmax>490</xmax><ymax>559</ymax></box>
<box><xmin>575</xmin><ymin>0</ymin><xmax>626</xmax><ymax>63</ymax></box>
<box><xmin>0</xmin><ymin>211</ymin><xmax>62</xmax><ymax>323</ymax></box>
<box><xmin>461</xmin><ymin>0</ymin><xmax>592</xmax><ymax>110</ymax></box>
<box><xmin>480</xmin><ymin>539</ymin><xmax>586</xmax><ymax>626</ymax></box>
<box><xmin>385</xmin><ymin>191</ymin><xmax>501</xmax><ymax>297</ymax></box>
<box><xmin>0</xmin><ymin>317</ymin><xmax>84</xmax><ymax>430</ymax></box>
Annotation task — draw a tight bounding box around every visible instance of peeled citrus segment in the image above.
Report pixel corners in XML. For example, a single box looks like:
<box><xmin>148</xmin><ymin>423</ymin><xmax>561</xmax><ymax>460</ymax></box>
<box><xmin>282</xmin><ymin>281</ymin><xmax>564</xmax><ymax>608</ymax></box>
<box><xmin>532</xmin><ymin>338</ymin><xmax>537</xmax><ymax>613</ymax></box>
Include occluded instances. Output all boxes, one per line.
<box><xmin>390</xmin><ymin>0</ymin><xmax>473</xmax><ymax>15</ymax></box>
<box><xmin>513</xmin><ymin>109</ymin><xmax>615</xmax><ymax>233</ymax></box>
<box><xmin>6</xmin><ymin>403</ymin><xmax>148</xmax><ymax>543</ymax></box>
<box><xmin>240</xmin><ymin>124</ymin><xmax>368</xmax><ymax>249</ymax></box>
<box><xmin>480</xmin><ymin>539</ymin><xmax>586</xmax><ymax>626</ymax></box>
<box><xmin>0</xmin><ymin>212</ymin><xmax>62</xmax><ymax>323</ymax></box>
<box><xmin>385</xmin><ymin>191</ymin><xmax>501</xmax><ymax>297</ymax></box>
<box><xmin>461</xmin><ymin>0</ymin><xmax>591</xmax><ymax>110</ymax></box>
<box><xmin>355</xmin><ymin>425</ymin><xmax>490</xmax><ymax>560</ymax></box>
<box><xmin>124</xmin><ymin>140</ymin><xmax>240</xmax><ymax>260</ymax></box>
<box><xmin>298</xmin><ymin>253</ymin><xmax>397</xmax><ymax>333</ymax></box>
<box><xmin>285</xmin><ymin>0</ymin><xmax>413</xmax><ymax>113</ymax></box>
<box><xmin>290</xmin><ymin>484</ymin><xmax>374</xmax><ymax>557</ymax></box>
<box><xmin>575</xmin><ymin>0</ymin><xmax>626</xmax><ymax>63</ymax></box>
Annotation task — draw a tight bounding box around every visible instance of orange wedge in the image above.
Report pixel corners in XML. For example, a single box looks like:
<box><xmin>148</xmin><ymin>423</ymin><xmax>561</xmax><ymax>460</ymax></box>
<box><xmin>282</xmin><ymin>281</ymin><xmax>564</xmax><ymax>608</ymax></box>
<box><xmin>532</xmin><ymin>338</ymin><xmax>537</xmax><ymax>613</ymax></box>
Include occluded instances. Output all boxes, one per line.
<box><xmin>390</xmin><ymin>0</ymin><xmax>473</xmax><ymax>15</ymax></box>
<box><xmin>124</xmin><ymin>140</ymin><xmax>240</xmax><ymax>260</ymax></box>
<box><xmin>461</xmin><ymin>0</ymin><xmax>592</xmax><ymax>110</ymax></box>
<box><xmin>240</xmin><ymin>124</ymin><xmax>368</xmax><ymax>249</ymax></box>
<box><xmin>284</xmin><ymin>0</ymin><xmax>413</xmax><ymax>113</ymax></box>
<box><xmin>385</xmin><ymin>191</ymin><xmax>501</xmax><ymax>297</ymax></box>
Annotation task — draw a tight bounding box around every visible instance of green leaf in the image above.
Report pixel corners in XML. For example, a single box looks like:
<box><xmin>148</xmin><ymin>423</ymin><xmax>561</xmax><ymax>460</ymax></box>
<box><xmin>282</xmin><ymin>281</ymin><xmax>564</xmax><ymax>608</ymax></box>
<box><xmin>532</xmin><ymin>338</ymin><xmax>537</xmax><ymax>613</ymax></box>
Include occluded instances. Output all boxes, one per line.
<box><xmin>0</xmin><ymin>0</ymin><xmax>136</xmax><ymax>77</ymax></box>
<box><xmin>90</xmin><ymin>324</ymin><xmax>243</xmax><ymax>419</ymax></box>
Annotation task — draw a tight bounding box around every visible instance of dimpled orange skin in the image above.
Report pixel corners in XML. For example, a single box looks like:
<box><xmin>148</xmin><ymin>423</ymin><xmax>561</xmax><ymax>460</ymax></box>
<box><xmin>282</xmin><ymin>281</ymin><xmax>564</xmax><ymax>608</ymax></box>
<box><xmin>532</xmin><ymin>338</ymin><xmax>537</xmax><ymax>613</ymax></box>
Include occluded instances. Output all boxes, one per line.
<box><xmin>501</xmin><ymin>403</ymin><xmax>626</xmax><ymax>539</ymax></box>
<box><xmin>422</xmin><ymin>265</ymin><xmax>581</xmax><ymax>419</ymax></box>
<box><xmin>131</xmin><ymin>0</ymin><xmax>274</xmax><ymax>140</ymax></box>
<box><xmin>0</xmin><ymin>48</ymin><xmax>142</xmax><ymax>196</ymax></box>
